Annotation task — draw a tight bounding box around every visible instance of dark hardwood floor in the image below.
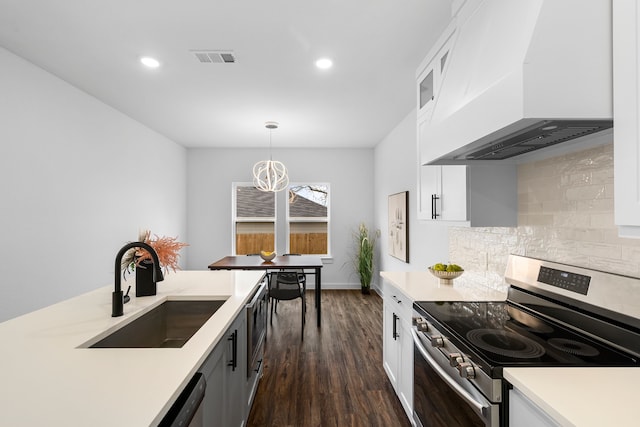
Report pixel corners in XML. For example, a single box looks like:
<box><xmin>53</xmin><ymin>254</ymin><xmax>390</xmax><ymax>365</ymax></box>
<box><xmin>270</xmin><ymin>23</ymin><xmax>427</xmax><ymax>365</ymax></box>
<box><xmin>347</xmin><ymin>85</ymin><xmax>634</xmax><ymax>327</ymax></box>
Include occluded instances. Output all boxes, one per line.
<box><xmin>247</xmin><ymin>290</ymin><xmax>411</xmax><ymax>427</ymax></box>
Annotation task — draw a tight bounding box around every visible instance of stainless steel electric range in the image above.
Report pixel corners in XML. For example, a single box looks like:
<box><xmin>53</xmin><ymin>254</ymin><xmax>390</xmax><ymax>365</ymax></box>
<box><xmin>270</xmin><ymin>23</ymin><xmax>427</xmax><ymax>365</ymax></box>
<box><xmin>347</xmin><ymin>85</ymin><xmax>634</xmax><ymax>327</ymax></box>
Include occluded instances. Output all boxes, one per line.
<box><xmin>412</xmin><ymin>255</ymin><xmax>640</xmax><ymax>427</ymax></box>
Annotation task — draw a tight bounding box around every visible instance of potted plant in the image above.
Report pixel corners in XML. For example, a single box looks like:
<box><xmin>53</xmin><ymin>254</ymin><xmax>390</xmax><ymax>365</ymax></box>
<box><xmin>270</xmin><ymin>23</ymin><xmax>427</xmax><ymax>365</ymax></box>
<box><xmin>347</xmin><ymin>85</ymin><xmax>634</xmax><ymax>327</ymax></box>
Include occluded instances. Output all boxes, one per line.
<box><xmin>122</xmin><ymin>230</ymin><xmax>188</xmax><ymax>296</ymax></box>
<box><xmin>353</xmin><ymin>222</ymin><xmax>380</xmax><ymax>294</ymax></box>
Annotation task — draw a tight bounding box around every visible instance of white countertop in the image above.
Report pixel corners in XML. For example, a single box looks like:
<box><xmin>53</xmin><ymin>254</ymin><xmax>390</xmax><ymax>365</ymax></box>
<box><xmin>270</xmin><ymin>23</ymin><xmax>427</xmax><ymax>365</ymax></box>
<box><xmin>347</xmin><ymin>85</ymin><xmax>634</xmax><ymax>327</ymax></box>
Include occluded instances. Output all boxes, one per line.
<box><xmin>380</xmin><ymin>270</ymin><xmax>507</xmax><ymax>301</ymax></box>
<box><xmin>505</xmin><ymin>367</ymin><xmax>640</xmax><ymax>426</ymax></box>
<box><xmin>0</xmin><ymin>270</ymin><xmax>264</xmax><ymax>427</ymax></box>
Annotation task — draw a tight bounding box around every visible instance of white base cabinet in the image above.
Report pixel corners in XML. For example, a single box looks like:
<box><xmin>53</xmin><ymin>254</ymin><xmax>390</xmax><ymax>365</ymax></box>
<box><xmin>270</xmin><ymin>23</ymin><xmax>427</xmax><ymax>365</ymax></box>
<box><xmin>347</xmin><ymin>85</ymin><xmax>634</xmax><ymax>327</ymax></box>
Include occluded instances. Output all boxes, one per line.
<box><xmin>509</xmin><ymin>388</ymin><xmax>560</xmax><ymax>427</ymax></box>
<box><xmin>199</xmin><ymin>311</ymin><xmax>247</xmax><ymax>427</ymax></box>
<box><xmin>382</xmin><ymin>280</ymin><xmax>414</xmax><ymax>423</ymax></box>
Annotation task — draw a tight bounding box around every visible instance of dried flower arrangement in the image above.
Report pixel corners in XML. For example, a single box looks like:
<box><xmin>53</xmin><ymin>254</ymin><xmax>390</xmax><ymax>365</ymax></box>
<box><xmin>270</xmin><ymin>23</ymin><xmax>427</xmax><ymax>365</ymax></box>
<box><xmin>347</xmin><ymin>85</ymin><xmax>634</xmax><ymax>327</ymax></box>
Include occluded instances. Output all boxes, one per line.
<box><xmin>121</xmin><ymin>230</ymin><xmax>188</xmax><ymax>276</ymax></box>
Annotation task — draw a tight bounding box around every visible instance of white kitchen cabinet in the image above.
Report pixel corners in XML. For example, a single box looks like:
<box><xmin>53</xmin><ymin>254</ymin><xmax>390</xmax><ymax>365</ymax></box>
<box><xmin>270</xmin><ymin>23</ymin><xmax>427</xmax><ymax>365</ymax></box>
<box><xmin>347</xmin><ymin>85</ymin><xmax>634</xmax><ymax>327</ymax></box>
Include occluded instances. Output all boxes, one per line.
<box><xmin>613</xmin><ymin>0</ymin><xmax>640</xmax><ymax>237</ymax></box>
<box><xmin>416</xmin><ymin>41</ymin><xmax>469</xmax><ymax>223</ymax></box>
<box><xmin>509</xmin><ymin>387</ymin><xmax>560</xmax><ymax>427</ymax></box>
<box><xmin>417</xmin><ymin>162</ymin><xmax>468</xmax><ymax>221</ymax></box>
<box><xmin>416</xmin><ymin>159</ymin><xmax>517</xmax><ymax>225</ymax></box>
<box><xmin>200</xmin><ymin>311</ymin><xmax>247</xmax><ymax>427</ymax></box>
<box><xmin>415</xmin><ymin>16</ymin><xmax>517</xmax><ymax>226</ymax></box>
<box><xmin>382</xmin><ymin>280</ymin><xmax>413</xmax><ymax>422</ymax></box>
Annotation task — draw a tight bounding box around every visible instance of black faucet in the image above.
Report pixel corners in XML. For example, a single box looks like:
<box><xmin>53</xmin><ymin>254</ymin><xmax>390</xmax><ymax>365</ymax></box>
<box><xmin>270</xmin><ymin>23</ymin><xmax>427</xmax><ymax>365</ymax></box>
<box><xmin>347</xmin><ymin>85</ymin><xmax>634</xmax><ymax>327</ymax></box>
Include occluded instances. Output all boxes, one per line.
<box><xmin>112</xmin><ymin>241</ymin><xmax>164</xmax><ymax>317</ymax></box>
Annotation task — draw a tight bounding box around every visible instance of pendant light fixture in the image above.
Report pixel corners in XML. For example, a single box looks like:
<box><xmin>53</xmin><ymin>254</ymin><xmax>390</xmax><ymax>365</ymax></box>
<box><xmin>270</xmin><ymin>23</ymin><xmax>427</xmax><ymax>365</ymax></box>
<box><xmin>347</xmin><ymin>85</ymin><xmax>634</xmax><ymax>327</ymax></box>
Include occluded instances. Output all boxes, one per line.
<box><xmin>253</xmin><ymin>121</ymin><xmax>289</xmax><ymax>192</ymax></box>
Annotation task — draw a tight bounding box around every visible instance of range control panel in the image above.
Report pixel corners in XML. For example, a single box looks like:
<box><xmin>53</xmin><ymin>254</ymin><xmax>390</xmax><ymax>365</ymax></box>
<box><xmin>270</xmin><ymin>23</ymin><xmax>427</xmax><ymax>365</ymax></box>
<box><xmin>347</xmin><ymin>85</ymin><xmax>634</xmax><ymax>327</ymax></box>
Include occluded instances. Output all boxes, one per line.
<box><xmin>537</xmin><ymin>266</ymin><xmax>591</xmax><ymax>295</ymax></box>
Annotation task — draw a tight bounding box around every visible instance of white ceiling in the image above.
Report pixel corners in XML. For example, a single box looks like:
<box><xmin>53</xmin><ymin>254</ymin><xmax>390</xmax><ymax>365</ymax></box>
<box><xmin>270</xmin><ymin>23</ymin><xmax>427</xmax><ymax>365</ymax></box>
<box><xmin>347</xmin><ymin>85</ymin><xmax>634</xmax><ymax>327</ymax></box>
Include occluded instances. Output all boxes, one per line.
<box><xmin>0</xmin><ymin>0</ymin><xmax>452</xmax><ymax>148</ymax></box>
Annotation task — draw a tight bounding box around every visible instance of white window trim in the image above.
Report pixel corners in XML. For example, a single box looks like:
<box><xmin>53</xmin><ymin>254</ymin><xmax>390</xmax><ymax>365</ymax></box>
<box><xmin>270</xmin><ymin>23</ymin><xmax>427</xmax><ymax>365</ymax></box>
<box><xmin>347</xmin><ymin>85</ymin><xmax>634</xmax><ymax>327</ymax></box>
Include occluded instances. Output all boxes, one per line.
<box><xmin>231</xmin><ymin>182</ymin><xmax>277</xmax><ymax>255</ymax></box>
<box><xmin>286</xmin><ymin>182</ymin><xmax>331</xmax><ymax>256</ymax></box>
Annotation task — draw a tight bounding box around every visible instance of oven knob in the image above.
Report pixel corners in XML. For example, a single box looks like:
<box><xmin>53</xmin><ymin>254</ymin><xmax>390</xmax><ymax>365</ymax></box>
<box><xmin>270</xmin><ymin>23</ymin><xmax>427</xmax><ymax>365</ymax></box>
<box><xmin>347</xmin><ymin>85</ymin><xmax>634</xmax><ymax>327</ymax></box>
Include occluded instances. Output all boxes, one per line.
<box><xmin>431</xmin><ymin>335</ymin><xmax>445</xmax><ymax>348</ymax></box>
<box><xmin>448</xmin><ymin>352</ymin><xmax>465</xmax><ymax>367</ymax></box>
<box><xmin>413</xmin><ymin>318</ymin><xmax>429</xmax><ymax>332</ymax></box>
<box><xmin>457</xmin><ymin>362</ymin><xmax>476</xmax><ymax>379</ymax></box>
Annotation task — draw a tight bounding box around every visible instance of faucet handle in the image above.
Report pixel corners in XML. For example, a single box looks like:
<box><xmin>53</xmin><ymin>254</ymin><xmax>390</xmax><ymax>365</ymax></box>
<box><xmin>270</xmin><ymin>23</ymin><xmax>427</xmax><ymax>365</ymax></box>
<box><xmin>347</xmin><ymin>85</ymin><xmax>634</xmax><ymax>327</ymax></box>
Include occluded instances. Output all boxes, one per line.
<box><xmin>123</xmin><ymin>286</ymin><xmax>131</xmax><ymax>304</ymax></box>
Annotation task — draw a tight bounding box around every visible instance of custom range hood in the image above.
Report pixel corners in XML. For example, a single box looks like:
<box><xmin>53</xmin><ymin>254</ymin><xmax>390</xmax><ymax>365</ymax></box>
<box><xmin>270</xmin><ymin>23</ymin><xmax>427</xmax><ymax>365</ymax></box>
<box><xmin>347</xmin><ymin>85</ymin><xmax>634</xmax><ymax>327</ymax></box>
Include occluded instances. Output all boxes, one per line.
<box><xmin>422</xmin><ymin>0</ymin><xmax>613</xmax><ymax>165</ymax></box>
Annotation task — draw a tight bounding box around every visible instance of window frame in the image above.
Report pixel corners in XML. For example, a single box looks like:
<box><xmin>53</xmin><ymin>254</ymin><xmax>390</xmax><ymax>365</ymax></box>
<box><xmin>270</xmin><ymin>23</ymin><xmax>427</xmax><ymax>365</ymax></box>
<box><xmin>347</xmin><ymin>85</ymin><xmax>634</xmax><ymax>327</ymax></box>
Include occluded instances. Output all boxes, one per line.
<box><xmin>285</xmin><ymin>182</ymin><xmax>331</xmax><ymax>256</ymax></box>
<box><xmin>231</xmin><ymin>182</ymin><xmax>277</xmax><ymax>255</ymax></box>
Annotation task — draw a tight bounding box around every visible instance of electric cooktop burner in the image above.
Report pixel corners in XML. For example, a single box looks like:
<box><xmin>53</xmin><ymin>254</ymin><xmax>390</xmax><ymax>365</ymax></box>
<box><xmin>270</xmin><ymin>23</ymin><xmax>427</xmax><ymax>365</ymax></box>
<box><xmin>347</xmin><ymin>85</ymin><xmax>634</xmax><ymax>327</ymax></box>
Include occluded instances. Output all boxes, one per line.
<box><xmin>547</xmin><ymin>338</ymin><xmax>600</xmax><ymax>357</ymax></box>
<box><xmin>466</xmin><ymin>328</ymin><xmax>546</xmax><ymax>359</ymax></box>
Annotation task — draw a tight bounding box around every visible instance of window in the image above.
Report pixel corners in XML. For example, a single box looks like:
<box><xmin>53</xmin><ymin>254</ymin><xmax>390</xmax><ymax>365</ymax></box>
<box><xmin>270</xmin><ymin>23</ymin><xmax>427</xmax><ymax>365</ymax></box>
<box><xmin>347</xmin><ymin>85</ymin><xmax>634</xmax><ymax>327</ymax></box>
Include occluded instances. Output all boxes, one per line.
<box><xmin>233</xmin><ymin>184</ymin><xmax>275</xmax><ymax>255</ymax></box>
<box><xmin>287</xmin><ymin>184</ymin><xmax>330</xmax><ymax>255</ymax></box>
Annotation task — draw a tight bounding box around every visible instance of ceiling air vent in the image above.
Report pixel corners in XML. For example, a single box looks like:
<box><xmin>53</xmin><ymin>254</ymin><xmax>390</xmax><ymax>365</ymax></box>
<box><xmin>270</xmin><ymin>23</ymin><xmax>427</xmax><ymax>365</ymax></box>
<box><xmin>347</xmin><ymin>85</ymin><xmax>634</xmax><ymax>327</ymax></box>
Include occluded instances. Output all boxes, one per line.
<box><xmin>191</xmin><ymin>50</ymin><xmax>235</xmax><ymax>64</ymax></box>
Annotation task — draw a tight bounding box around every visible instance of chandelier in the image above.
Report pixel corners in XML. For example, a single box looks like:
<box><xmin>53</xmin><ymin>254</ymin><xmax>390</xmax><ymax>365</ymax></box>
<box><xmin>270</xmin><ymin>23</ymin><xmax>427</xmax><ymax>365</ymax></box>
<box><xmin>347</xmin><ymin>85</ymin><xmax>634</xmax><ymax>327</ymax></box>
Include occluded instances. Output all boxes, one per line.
<box><xmin>253</xmin><ymin>121</ymin><xmax>289</xmax><ymax>192</ymax></box>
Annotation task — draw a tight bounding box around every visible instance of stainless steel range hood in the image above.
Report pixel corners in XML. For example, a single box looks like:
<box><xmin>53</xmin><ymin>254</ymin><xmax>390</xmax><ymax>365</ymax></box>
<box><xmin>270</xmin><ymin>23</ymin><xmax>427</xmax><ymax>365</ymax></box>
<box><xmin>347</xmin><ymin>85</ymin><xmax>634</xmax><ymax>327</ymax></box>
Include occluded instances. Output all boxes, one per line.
<box><xmin>422</xmin><ymin>0</ymin><xmax>613</xmax><ymax>165</ymax></box>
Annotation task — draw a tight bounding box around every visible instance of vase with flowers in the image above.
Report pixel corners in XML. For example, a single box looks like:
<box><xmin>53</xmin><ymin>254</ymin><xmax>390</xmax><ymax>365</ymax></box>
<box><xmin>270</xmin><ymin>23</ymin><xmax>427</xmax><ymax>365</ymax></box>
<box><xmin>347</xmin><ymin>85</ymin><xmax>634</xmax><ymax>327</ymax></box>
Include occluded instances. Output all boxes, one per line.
<box><xmin>121</xmin><ymin>230</ymin><xmax>188</xmax><ymax>297</ymax></box>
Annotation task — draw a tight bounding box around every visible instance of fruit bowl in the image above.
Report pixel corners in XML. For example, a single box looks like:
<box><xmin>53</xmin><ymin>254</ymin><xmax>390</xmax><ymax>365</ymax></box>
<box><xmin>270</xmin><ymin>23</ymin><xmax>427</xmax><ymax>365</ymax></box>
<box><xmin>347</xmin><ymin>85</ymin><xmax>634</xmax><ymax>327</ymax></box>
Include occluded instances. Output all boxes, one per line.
<box><xmin>428</xmin><ymin>267</ymin><xmax>464</xmax><ymax>285</ymax></box>
<box><xmin>260</xmin><ymin>251</ymin><xmax>276</xmax><ymax>262</ymax></box>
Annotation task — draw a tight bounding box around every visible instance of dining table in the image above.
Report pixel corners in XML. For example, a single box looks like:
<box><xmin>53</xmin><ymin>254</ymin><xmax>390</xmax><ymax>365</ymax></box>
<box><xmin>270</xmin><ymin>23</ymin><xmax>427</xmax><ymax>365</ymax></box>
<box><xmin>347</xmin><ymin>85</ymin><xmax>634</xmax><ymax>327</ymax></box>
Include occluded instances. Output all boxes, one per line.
<box><xmin>208</xmin><ymin>255</ymin><xmax>323</xmax><ymax>326</ymax></box>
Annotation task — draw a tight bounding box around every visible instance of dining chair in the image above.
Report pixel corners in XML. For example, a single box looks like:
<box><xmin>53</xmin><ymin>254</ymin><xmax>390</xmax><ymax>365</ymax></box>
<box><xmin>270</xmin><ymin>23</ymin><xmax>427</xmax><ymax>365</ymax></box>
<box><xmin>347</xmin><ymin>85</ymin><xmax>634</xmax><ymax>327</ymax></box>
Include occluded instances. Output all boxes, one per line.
<box><xmin>268</xmin><ymin>271</ymin><xmax>305</xmax><ymax>340</ymax></box>
<box><xmin>282</xmin><ymin>253</ymin><xmax>307</xmax><ymax>290</ymax></box>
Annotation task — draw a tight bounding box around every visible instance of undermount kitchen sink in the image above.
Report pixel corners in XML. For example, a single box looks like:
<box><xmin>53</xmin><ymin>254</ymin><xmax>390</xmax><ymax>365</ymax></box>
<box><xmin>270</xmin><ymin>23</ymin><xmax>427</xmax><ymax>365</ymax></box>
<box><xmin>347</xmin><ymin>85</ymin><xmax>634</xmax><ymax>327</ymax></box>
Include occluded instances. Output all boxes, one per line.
<box><xmin>89</xmin><ymin>300</ymin><xmax>227</xmax><ymax>348</ymax></box>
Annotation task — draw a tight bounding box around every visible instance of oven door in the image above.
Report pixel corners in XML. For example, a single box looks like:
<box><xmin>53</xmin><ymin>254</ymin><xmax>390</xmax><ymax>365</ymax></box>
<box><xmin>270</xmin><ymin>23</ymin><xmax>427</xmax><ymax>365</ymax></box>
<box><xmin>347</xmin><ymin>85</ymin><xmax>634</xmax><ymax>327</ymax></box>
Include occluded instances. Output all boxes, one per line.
<box><xmin>412</xmin><ymin>328</ymin><xmax>500</xmax><ymax>427</ymax></box>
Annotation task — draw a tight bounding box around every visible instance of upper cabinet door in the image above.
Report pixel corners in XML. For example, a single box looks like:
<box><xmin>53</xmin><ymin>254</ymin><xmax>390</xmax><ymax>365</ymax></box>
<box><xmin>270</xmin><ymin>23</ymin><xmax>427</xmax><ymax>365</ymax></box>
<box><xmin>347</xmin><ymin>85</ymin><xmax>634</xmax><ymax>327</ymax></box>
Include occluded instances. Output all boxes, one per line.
<box><xmin>439</xmin><ymin>165</ymin><xmax>468</xmax><ymax>221</ymax></box>
<box><xmin>614</xmin><ymin>0</ymin><xmax>640</xmax><ymax>237</ymax></box>
<box><xmin>416</xmin><ymin>24</ymin><xmax>456</xmax><ymax>120</ymax></box>
<box><xmin>418</xmin><ymin>68</ymin><xmax>435</xmax><ymax>112</ymax></box>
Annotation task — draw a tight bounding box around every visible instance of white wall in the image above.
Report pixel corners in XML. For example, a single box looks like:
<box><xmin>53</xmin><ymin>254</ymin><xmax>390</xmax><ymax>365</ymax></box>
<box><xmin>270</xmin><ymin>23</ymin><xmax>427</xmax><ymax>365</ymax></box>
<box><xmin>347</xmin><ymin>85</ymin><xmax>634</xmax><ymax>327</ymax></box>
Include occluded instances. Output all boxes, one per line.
<box><xmin>0</xmin><ymin>47</ymin><xmax>187</xmax><ymax>322</ymax></box>
<box><xmin>186</xmin><ymin>147</ymin><xmax>374</xmax><ymax>287</ymax></box>
<box><xmin>373</xmin><ymin>109</ymin><xmax>451</xmax><ymax>289</ymax></box>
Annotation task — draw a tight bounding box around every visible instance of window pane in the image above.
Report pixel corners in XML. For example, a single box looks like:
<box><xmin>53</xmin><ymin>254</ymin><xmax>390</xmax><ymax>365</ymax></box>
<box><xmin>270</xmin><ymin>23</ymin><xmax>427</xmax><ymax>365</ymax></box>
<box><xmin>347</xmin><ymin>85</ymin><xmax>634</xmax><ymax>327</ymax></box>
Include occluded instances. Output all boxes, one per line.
<box><xmin>289</xmin><ymin>184</ymin><xmax>328</xmax><ymax>218</ymax></box>
<box><xmin>235</xmin><ymin>222</ymin><xmax>275</xmax><ymax>255</ymax></box>
<box><xmin>236</xmin><ymin>186</ymin><xmax>275</xmax><ymax>218</ymax></box>
<box><xmin>289</xmin><ymin>222</ymin><xmax>327</xmax><ymax>254</ymax></box>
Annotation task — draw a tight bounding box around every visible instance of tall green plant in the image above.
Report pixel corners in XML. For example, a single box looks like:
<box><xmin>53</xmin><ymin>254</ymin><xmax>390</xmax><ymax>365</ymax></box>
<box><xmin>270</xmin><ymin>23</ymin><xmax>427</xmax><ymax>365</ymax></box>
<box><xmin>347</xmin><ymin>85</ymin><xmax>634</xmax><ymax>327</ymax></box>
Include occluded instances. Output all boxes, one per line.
<box><xmin>354</xmin><ymin>222</ymin><xmax>380</xmax><ymax>290</ymax></box>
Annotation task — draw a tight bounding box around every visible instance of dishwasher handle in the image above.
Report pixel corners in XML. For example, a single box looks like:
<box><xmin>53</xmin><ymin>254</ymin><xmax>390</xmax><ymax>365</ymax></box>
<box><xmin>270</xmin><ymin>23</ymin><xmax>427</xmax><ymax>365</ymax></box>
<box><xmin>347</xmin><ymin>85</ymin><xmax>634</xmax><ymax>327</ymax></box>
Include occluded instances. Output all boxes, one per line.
<box><xmin>158</xmin><ymin>372</ymin><xmax>206</xmax><ymax>427</ymax></box>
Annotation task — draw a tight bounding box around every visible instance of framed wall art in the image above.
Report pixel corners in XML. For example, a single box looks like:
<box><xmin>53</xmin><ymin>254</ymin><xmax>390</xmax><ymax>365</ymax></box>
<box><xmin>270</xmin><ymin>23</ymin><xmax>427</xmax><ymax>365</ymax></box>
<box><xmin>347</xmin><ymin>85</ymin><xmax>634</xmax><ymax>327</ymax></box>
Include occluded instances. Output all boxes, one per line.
<box><xmin>388</xmin><ymin>191</ymin><xmax>408</xmax><ymax>262</ymax></box>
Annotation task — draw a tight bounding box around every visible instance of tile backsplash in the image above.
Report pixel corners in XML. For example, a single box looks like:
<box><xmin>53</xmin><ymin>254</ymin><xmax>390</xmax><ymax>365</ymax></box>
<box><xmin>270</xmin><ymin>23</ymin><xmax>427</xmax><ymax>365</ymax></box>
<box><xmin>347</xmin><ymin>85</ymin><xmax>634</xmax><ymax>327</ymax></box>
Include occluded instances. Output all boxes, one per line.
<box><xmin>449</xmin><ymin>142</ymin><xmax>640</xmax><ymax>291</ymax></box>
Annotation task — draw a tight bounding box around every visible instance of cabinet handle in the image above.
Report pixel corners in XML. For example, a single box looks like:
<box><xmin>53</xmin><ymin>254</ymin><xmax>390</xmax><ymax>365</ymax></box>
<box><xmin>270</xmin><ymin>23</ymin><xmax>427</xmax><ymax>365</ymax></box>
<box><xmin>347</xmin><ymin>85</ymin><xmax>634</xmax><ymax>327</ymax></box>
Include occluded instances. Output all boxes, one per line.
<box><xmin>228</xmin><ymin>329</ymin><xmax>238</xmax><ymax>371</ymax></box>
<box><xmin>431</xmin><ymin>194</ymin><xmax>440</xmax><ymax>219</ymax></box>
<box><xmin>392</xmin><ymin>295</ymin><xmax>402</xmax><ymax>304</ymax></box>
<box><xmin>392</xmin><ymin>313</ymin><xmax>399</xmax><ymax>340</ymax></box>
<box><xmin>254</xmin><ymin>358</ymin><xmax>263</xmax><ymax>373</ymax></box>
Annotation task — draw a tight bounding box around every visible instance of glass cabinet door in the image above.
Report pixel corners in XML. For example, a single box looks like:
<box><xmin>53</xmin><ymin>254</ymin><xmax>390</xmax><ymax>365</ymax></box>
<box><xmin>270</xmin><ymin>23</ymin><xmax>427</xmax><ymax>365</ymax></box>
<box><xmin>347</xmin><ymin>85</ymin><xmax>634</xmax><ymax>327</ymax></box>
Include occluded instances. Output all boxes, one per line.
<box><xmin>419</xmin><ymin>70</ymin><xmax>434</xmax><ymax>109</ymax></box>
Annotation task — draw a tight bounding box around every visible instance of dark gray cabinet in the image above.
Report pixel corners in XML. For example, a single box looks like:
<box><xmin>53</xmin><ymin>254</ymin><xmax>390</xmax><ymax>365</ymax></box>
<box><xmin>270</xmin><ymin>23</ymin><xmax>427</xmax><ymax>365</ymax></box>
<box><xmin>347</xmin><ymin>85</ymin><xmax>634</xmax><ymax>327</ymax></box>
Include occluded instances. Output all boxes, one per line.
<box><xmin>199</xmin><ymin>312</ymin><xmax>247</xmax><ymax>427</ymax></box>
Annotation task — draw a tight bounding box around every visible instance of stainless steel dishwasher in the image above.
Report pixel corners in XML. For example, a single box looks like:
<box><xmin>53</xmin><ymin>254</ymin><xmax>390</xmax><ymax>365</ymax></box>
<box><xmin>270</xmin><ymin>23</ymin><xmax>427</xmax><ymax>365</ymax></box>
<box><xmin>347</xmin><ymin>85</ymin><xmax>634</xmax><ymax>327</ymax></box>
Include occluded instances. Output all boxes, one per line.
<box><xmin>158</xmin><ymin>372</ymin><xmax>206</xmax><ymax>427</ymax></box>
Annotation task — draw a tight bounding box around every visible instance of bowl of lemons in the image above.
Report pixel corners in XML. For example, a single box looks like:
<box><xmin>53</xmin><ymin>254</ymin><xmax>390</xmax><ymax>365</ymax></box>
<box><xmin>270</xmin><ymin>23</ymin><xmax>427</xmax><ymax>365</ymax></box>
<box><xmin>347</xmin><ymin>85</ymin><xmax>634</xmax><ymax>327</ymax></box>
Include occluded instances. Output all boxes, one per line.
<box><xmin>428</xmin><ymin>263</ymin><xmax>464</xmax><ymax>284</ymax></box>
<box><xmin>260</xmin><ymin>250</ymin><xmax>276</xmax><ymax>262</ymax></box>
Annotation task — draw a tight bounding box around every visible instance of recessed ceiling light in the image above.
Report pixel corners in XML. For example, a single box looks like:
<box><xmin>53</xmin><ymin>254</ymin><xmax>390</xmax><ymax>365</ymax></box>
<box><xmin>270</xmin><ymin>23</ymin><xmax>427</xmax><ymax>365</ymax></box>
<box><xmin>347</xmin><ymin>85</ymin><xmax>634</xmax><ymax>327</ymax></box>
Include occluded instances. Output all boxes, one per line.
<box><xmin>140</xmin><ymin>56</ymin><xmax>160</xmax><ymax>68</ymax></box>
<box><xmin>315</xmin><ymin>58</ymin><xmax>333</xmax><ymax>70</ymax></box>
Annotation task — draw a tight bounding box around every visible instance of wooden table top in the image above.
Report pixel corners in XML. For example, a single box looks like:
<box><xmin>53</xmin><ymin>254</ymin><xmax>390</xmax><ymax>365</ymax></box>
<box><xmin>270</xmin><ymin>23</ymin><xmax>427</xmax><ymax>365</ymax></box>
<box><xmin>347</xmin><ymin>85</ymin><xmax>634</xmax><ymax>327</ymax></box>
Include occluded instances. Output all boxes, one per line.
<box><xmin>208</xmin><ymin>255</ymin><xmax>323</xmax><ymax>270</ymax></box>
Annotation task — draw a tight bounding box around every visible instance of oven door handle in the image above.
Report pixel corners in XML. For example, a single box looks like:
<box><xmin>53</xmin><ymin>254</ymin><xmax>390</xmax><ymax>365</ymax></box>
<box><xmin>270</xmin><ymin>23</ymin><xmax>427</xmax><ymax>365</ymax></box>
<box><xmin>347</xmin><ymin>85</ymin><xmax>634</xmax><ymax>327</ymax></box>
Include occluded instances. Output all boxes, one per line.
<box><xmin>246</xmin><ymin>279</ymin><xmax>267</xmax><ymax>309</ymax></box>
<box><xmin>411</xmin><ymin>328</ymin><xmax>486</xmax><ymax>414</ymax></box>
